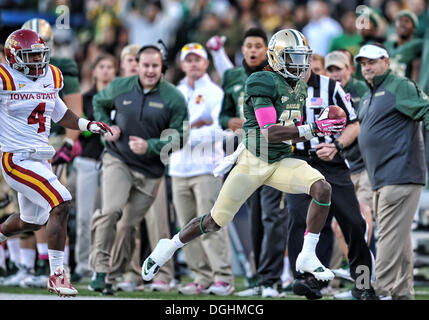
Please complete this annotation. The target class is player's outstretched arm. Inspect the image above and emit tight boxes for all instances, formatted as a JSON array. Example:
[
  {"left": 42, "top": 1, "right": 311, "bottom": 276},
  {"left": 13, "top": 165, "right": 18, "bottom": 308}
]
[{"left": 56, "top": 109, "right": 113, "bottom": 135}]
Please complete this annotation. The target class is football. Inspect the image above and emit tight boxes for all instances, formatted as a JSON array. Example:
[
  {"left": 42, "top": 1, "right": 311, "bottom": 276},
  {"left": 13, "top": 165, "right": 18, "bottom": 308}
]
[{"left": 328, "top": 105, "right": 346, "bottom": 119}]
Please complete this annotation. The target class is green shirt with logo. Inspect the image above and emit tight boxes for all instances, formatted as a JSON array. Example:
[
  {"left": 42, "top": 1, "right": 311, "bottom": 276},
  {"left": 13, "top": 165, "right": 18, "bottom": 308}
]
[
  {"left": 242, "top": 70, "right": 308, "bottom": 163},
  {"left": 219, "top": 67, "right": 248, "bottom": 129},
  {"left": 358, "top": 69, "right": 429, "bottom": 189},
  {"left": 93, "top": 75, "right": 189, "bottom": 178}
]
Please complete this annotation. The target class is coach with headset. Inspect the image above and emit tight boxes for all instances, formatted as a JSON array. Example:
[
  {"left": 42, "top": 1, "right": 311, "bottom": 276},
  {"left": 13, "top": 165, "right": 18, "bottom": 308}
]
[{"left": 88, "top": 45, "right": 189, "bottom": 293}]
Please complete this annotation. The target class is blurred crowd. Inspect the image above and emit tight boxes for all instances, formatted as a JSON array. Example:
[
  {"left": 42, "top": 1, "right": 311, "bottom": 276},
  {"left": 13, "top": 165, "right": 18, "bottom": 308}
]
[{"left": 2, "top": 0, "right": 427, "bottom": 89}]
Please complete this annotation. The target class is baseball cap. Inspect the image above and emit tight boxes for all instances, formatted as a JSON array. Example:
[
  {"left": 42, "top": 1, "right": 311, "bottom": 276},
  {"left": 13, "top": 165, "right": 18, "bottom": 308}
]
[
  {"left": 180, "top": 43, "right": 208, "bottom": 62},
  {"left": 354, "top": 44, "right": 389, "bottom": 62},
  {"left": 325, "top": 51, "right": 350, "bottom": 70}
]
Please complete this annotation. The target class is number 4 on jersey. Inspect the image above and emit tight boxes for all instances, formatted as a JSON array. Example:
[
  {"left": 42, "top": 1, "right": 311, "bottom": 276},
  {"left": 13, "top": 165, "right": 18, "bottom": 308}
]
[{"left": 27, "top": 102, "right": 46, "bottom": 133}]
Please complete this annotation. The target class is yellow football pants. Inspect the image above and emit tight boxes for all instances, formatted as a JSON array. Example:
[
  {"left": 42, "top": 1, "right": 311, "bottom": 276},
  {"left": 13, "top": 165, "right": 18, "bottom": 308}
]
[{"left": 211, "top": 149, "right": 325, "bottom": 227}]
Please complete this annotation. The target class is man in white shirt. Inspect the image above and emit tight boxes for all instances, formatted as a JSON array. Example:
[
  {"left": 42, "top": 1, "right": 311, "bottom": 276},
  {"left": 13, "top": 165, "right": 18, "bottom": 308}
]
[
  {"left": 169, "top": 43, "right": 234, "bottom": 296},
  {"left": 302, "top": 0, "right": 343, "bottom": 55}
]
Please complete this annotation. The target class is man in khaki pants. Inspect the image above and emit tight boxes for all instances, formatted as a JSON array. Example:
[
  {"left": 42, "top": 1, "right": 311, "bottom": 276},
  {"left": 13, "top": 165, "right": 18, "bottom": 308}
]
[
  {"left": 356, "top": 43, "right": 429, "bottom": 299},
  {"left": 106, "top": 44, "right": 175, "bottom": 293},
  {"left": 169, "top": 43, "right": 234, "bottom": 295},
  {"left": 88, "top": 45, "right": 188, "bottom": 293}
]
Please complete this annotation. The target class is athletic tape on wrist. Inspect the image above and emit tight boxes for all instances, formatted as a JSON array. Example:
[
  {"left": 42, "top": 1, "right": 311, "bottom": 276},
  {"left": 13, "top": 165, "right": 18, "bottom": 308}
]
[
  {"left": 298, "top": 124, "right": 315, "bottom": 140},
  {"left": 78, "top": 118, "right": 90, "bottom": 131}
]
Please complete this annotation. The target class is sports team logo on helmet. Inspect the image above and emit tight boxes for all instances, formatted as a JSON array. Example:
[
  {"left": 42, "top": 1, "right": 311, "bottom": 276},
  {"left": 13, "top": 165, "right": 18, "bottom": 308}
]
[
  {"left": 267, "top": 29, "right": 312, "bottom": 80},
  {"left": 4, "top": 29, "right": 50, "bottom": 79}
]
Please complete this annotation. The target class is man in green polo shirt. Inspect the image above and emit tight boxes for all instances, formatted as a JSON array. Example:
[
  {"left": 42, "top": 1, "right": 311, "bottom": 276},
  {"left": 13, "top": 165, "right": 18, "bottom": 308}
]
[
  {"left": 88, "top": 45, "right": 188, "bottom": 292},
  {"left": 356, "top": 43, "right": 429, "bottom": 299}
]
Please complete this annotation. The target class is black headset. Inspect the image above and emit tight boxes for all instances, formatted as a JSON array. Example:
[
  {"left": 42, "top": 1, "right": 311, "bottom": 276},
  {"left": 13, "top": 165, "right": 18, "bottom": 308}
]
[{"left": 135, "top": 40, "right": 169, "bottom": 74}]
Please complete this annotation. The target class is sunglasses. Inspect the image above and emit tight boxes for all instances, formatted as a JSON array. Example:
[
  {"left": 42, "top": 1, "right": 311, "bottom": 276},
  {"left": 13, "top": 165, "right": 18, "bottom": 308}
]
[{"left": 181, "top": 43, "right": 203, "bottom": 52}]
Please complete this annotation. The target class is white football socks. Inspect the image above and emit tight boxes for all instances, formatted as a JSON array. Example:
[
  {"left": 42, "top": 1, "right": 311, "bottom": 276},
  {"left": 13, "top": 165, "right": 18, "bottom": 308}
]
[
  {"left": 36, "top": 242, "right": 49, "bottom": 260},
  {"left": 302, "top": 232, "right": 320, "bottom": 253},
  {"left": 48, "top": 249, "right": 64, "bottom": 275},
  {"left": 281, "top": 256, "right": 293, "bottom": 283},
  {"left": 7, "top": 237, "right": 20, "bottom": 266},
  {"left": 20, "top": 248, "right": 36, "bottom": 270},
  {"left": 64, "top": 245, "right": 70, "bottom": 267}
]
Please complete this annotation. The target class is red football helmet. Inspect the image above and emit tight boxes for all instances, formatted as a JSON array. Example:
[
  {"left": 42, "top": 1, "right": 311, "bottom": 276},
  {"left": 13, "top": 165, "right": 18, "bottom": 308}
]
[{"left": 4, "top": 29, "right": 50, "bottom": 78}]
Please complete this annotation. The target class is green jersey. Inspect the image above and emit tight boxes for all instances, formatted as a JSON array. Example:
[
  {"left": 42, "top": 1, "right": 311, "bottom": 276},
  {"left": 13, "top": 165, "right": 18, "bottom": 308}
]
[
  {"left": 50, "top": 56, "right": 81, "bottom": 136},
  {"left": 342, "top": 76, "right": 369, "bottom": 174},
  {"left": 242, "top": 70, "right": 307, "bottom": 163},
  {"left": 219, "top": 67, "right": 248, "bottom": 129},
  {"left": 344, "top": 76, "right": 369, "bottom": 107},
  {"left": 329, "top": 33, "right": 363, "bottom": 57},
  {"left": 50, "top": 56, "right": 80, "bottom": 98},
  {"left": 384, "top": 39, "right": 423, "bottom": 79}
]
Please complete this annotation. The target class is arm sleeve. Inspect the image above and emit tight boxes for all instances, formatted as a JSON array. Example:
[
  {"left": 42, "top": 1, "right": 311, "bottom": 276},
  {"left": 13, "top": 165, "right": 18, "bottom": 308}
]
[
  {"left": 254, "top": 103, "right": 277, "bottom": 130},
  {"left": 92, "top": 82, "right": 116, "bottom": 125},
  {"left": 211, "top": 48, "right": 234, "bottom": 79},
  {"left": 145, "top": 92, "right": 189, "bottom": 158},
  {"left": 52, "top": 96, "right": 68, "bottom": 123},
  {"left": 395, "top": 79, "right": 429, "bottom": 129}
]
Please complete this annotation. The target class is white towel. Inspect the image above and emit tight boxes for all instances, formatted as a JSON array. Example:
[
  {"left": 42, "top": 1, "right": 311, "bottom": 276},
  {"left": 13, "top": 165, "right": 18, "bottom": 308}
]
[{"left": 213, "top": 142, "right": 246, "bottom": 177}]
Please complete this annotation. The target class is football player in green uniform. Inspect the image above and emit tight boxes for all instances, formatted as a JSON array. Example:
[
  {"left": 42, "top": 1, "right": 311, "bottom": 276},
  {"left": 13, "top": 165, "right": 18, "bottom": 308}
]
[{"left": 142, "top": 29, "right": 346, "bottom": 283}]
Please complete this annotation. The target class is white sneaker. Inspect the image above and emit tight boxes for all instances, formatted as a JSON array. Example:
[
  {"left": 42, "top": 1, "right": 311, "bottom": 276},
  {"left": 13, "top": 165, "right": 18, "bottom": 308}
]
[
  {"left": 3, "top": 266, "right": 33, "bottom": 287},
  {"left": 206, "top": 281, "right": 234, "bottom": 296},
  {"left": 169, "top": 279, "right": 180, "bottom": 290},
  {"left": 235, "top": 286, "right": 261, "bottom": 297},
  {"left": 320, "top": 285, "right": 339, "bottom": 296},
  {"left": 141, "top": 239, "right": 177, "bottom": 281},
  {"left": 334, "top": 290, "right": 352, "bottom": 299},
  {"left": 262, "top": 285, "right": 280, "bottom": 298},
  {"left": 20, "top": 275, "right": 49, "bottom": 288},
  {"left": 332, "top": 268, "right": 353, "bottom": 282},
  {"left": 296, "top": 251, "right": 335, "bottom": 281},
  {"left": 117, "top": 280, "right": 137, "bottom": 292},
  {"left": 150, "top": 280, "right": 171, "bottom": 292},
  {"left": 47, "top": 267, "right": 78, "bottom": 297},
  {"left": 178, "top": 282, "right": 207, "bottom": 295}
]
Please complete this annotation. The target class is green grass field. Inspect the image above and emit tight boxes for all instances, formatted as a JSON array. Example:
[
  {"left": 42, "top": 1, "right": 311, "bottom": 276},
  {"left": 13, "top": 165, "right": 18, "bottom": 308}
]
[{"left": 1, "top": 276, "right": 429, "bottom": 300}]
